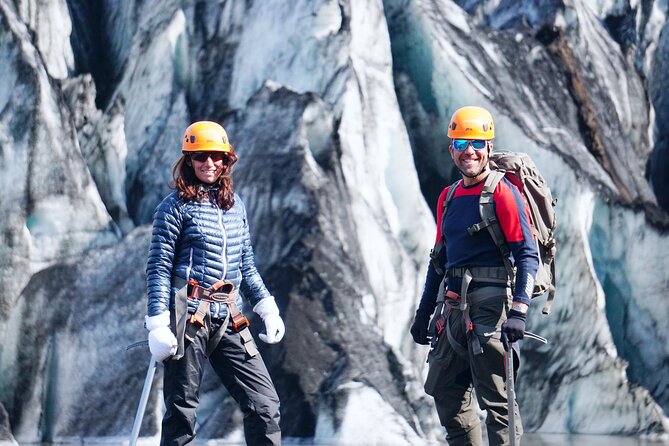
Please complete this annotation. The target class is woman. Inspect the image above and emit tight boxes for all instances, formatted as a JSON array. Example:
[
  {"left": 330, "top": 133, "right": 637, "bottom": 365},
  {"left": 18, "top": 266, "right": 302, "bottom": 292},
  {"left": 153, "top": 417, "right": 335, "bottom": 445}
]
[{"left": 145, "top": 121, "right": 283, "bottom": 446}]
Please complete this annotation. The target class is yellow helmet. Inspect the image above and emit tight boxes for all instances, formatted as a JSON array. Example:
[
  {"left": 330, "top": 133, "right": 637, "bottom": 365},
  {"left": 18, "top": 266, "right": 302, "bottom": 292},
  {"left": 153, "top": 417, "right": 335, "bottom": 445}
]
[
  {"left": 447, "top": 106, "right": 494, "bottom": 140},
  {"left": 182, "top": 121, "right": 232, "bottom": 153}
]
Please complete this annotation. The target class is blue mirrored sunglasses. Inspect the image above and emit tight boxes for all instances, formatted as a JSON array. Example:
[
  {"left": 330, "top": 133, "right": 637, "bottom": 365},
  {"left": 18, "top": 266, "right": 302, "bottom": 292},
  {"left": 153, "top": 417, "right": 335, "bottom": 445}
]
[{"left": 452, "top": 139, "right": 488, "bottom": 151}]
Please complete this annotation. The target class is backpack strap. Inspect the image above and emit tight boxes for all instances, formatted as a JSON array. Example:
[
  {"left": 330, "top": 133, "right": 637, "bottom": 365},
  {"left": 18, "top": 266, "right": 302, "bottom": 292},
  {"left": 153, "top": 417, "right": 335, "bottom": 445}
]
[
  {"left": 430, "top": 180, "right": 461, "bottom": 275},
  {"left": 542, "top": 259, "right": 556, "bottom": 315},
  {"left": 467, "top": 171, "right": 515, "bottom": 286}
]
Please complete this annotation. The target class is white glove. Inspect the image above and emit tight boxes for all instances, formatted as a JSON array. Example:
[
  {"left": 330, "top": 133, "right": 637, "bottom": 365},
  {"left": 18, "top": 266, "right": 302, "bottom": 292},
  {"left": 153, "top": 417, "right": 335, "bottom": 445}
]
[
  {"left": 253, "top": 297, "right": 285, "bottom": 344},
  {"left": 145, "top": 312, "right": 178, "bottom": 361}
]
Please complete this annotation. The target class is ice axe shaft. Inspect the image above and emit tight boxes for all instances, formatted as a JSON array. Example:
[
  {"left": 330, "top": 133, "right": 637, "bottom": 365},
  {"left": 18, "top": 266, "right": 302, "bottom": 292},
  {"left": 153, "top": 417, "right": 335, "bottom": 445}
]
[
  {"left": 505, "top": 334, "right": 517, "bottom": 446},
  {"left": 129, "top": 356, "right": 157, "bottom": 446},
  {"left": 503, "top": 330, "right": 547, "bottom": 446}
]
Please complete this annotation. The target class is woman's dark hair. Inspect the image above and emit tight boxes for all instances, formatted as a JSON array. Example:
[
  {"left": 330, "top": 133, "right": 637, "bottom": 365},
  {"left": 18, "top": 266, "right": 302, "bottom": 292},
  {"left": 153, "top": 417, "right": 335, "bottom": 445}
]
[{"left": 172, "top": 150, "right": 239, "bottom": 210}]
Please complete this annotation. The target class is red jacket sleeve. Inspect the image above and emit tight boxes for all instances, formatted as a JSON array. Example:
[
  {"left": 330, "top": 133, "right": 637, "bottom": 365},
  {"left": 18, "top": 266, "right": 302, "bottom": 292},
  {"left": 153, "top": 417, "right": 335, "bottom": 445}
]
[{"left": 435, "top": 186, "right": 450, "bottom": 243}]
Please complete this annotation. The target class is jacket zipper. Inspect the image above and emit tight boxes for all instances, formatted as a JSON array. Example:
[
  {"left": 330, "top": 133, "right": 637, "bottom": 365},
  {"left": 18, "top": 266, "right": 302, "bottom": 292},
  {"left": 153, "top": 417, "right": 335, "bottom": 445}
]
[
  {"left": 218, "top": 208, "right": 228, "bottom": 279},
  {"left": 186, "top": 247, "right": 193, "bottom": 281}
]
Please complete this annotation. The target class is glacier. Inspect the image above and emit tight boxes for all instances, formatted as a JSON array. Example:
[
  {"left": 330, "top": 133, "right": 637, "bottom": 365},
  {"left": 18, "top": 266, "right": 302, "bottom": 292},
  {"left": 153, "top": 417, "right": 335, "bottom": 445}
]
[{"left": 0, "top": 0, "right": 668, "bottom": 444}]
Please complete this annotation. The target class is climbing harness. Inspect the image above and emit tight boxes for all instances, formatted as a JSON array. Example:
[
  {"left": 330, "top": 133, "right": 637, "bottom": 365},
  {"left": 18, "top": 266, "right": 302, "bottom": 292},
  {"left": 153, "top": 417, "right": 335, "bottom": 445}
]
[
  {"left": 430, "top": 283, "right": 547, "bottom": 358},
  {"left": 172, "top": 277, "right": 258, "bottom": 358}
]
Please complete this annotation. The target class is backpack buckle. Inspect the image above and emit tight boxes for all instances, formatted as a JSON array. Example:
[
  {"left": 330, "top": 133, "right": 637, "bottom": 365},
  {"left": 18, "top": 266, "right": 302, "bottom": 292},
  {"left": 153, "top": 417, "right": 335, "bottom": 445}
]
[{"left": 435, "top": 314, "right": 445, "bottom": 336}]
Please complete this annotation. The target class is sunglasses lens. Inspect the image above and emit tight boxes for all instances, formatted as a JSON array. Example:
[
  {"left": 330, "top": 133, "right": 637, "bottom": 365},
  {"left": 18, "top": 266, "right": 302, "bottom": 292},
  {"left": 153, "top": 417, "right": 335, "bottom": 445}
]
[
  {"left": 452, "top": 140, "right": 487, "bottom": 151},
  {"left": 471, "top": 140, "right": 486, "bottom": 150},
  {"left": 453, "top": 140, "right": 469, "bottom": 151},
  {"left": 191, "top": 152, "right": 226, "bottom": 162}
]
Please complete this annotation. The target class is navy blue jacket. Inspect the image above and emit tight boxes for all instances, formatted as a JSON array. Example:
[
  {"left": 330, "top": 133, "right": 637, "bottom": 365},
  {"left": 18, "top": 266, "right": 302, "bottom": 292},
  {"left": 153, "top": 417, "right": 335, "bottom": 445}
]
[
  {"left": 418, "top": 175, "right": 539, "bottom": 314},
  {"left": 146, "top": 191, "right": 271, "bottom": 318}
]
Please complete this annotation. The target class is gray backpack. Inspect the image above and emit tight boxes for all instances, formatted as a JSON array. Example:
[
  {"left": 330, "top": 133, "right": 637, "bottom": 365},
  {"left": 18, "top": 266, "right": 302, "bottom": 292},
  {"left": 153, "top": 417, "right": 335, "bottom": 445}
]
[{"left": 432, "top": 151, "right": 557, "bottom": 314}]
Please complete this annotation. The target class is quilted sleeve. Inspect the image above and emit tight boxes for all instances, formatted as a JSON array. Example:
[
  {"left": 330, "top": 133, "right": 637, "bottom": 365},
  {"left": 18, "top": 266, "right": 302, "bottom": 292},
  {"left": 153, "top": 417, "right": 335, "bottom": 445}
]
[
  {"left": 237, "top": 199, "right": 272, "bottom": 307},
  {"left": 146, "top": 193, "right": 183, "bottom": 316}
]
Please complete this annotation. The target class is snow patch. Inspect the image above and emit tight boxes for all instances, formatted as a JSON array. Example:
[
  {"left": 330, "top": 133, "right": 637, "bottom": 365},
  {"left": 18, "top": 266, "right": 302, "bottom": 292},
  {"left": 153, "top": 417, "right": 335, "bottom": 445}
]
[
  {"left": 314, "top": 382, "right": 427, "bottom": 445},
  {"left": 16, "top": 0, "right": 74, "bottom": 79}
]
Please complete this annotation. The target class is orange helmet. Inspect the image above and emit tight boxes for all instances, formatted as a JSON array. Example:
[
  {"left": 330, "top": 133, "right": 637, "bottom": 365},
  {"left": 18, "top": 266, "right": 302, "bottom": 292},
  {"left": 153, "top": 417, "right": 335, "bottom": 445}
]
[
  {"left": 447, "top": 106, "right": 494, "bottom": 140},
  {"left": 182, "top": 121, "right": 232, "bottom": 153}
]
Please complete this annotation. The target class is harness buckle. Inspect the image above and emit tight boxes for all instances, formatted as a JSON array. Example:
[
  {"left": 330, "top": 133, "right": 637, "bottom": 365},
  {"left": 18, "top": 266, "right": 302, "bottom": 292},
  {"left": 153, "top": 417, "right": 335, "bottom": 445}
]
[
  {"left": 190, "top": 300, "right": 208, "bottom": 327},
  {"left": 444, "top": 290, "right": 460, "bottom": 300},
  {"left": 231, "top": 313, "right": 250, "bottom": 332},
  {"left": 187, "top": 279, "right": 202, "bottom": 300},
  {"left": 189, "top": 313, "right": 204, "bottom": 327}
]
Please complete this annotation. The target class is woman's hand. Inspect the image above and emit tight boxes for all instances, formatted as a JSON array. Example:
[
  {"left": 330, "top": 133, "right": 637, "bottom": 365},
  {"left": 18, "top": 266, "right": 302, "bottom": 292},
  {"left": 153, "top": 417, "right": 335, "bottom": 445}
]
[
  {"left": 145, "top": 312, "right": 178, "bottom": 361},
  {"left": 253, "top": 297, "right": 285, "bottom": 344}
]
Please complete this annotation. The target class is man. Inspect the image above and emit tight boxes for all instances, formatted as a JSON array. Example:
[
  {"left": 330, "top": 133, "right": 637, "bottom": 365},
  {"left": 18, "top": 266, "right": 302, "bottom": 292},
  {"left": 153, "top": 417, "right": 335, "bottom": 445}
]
[{"left": 410, "top": 106, "right": 539, "bottom": 445}]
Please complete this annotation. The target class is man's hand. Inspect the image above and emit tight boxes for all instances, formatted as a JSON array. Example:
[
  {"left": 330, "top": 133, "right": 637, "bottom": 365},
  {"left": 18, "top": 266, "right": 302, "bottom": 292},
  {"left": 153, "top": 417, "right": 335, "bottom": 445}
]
[
  {"left": 410, "top": 309, "right": 432, "bottom": 345},
  {"left": 502, "top": 310, "right": 526, "bottom": 345}
]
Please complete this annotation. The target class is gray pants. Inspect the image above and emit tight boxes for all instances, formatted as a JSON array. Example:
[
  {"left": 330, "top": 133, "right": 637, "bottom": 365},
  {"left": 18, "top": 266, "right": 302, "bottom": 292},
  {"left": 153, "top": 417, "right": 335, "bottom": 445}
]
[
  {"left": 161, "top": 319, "right": 281, "bottom": 446},
  {"left": 424, "top": 287, "right": 522, "bottom": 446}
]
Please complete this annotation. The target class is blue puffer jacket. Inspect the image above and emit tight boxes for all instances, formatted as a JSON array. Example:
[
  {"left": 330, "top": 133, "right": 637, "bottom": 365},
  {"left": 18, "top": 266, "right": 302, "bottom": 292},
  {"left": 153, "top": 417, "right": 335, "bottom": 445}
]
[{"left": 146, "top": 191, "right": 271, "bottom": 319}]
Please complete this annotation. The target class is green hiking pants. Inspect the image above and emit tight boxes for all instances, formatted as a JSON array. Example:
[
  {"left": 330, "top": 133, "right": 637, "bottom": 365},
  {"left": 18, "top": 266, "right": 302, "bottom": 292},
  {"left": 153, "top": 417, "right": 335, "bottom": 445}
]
[{"left": 424, "top": 286, "right": 522, "bottom": 446}]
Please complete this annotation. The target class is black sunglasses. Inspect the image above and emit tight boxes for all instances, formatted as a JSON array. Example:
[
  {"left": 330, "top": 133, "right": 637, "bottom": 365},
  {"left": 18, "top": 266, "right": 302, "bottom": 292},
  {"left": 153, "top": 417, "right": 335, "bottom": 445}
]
[{"left": 190, "top": 152, "right": 227, "bottom": 163}]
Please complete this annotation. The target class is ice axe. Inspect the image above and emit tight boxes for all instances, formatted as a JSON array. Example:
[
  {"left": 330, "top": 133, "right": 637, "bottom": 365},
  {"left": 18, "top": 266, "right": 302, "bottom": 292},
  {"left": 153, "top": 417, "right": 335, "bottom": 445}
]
[
  {"left": 503, "top": 330, "right": 548, "bottom": 446},
  {"left": 128, "top": 355, "right": 157, "bottom": 446},
  {"left": 126, "top": 340, "right": 157, "bottom": 446}
]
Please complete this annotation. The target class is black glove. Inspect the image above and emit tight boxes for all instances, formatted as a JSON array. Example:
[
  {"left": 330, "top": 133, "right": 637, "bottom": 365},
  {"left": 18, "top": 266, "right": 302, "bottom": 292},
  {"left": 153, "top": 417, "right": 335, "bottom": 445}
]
[
  {"left": 410, "top": 309, "right": 432, "bottom": 345},
  {"left": 502, "top": 310, "right": 526, "bottom": 346}
]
